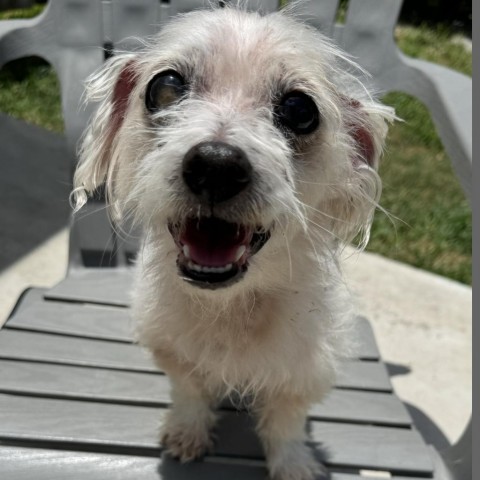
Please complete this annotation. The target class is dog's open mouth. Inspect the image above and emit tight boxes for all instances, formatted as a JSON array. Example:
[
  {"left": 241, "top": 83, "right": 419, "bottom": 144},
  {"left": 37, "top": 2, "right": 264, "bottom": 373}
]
[{"left": 169, "top": 217, "right": 270, "bottom": 288}]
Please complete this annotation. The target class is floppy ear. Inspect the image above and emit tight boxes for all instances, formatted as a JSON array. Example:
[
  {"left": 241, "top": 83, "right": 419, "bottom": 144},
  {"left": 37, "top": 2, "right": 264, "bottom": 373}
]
[
  {"left": 326, "top": 97, "right": 394, "bottom": 247},
  {"left": 72, "top": 54, "right": 139, "bottom": 210},
  {"left": 345, "top": 98, "right": 394, "bottom": 170}
]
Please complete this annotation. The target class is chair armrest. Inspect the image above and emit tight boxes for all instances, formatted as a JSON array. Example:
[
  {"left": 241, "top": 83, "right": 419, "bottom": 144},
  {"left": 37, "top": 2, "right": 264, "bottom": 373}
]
[
  {"left": 377, "top": 54, "right": 472, "bottom": 203},
  {"left": 0, "top": 14, "right": 49, "bottom": 69},
  {"left": 0, "top": 18, "right": 31, "bottom": 39},
  {"left": 336, "top": 0, "right": 471, "bottom": 202},
  {"left": 1, "top": 1, "right": 106, "bottom": 163},
  {"left": 403, "top": 57, "right": 471, "bottom": 194}
]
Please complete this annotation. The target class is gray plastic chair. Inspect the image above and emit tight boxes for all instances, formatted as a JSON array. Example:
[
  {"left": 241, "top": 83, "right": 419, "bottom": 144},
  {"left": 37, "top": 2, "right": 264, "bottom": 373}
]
[{"left": 0, "top": 1, "right": 472, "bottom": 479}]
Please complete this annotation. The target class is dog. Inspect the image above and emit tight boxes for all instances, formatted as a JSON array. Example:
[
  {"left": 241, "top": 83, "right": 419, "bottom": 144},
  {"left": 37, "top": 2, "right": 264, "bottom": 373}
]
[{"left": 72, "top": 4, "right": 394, "bottom": 479}]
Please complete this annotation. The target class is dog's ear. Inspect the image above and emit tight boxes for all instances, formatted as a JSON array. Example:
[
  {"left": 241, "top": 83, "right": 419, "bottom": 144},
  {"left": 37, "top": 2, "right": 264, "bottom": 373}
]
[
  {"left": 72, "top": 54, "right": 139, "bottom": 209},
  {"left": 345, "top": 98, "right": 393, "bottom": 170},
  {"left": 325, "top": 97, "right": 394, "bottom": 247}
]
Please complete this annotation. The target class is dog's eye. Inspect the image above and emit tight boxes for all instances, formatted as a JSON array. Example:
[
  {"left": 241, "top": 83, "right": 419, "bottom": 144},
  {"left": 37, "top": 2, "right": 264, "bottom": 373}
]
[
  {"left": 145, "top": 70, "right": 186, "bottom": 112},
  {"left": 275, "top": 91, "right": 320, "bottom": 135}
]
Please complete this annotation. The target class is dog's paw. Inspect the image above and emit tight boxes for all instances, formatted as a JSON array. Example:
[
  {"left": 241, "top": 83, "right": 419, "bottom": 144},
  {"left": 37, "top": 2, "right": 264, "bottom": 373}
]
[
  {"left": 161, "top": 427, "right": 214, "bottom": 462},
  {"left": 268, "top": 441, "right": 326, "bottom": 480},
  {"left": 160, "top": 411, "right": 216, "bottom": 463}
]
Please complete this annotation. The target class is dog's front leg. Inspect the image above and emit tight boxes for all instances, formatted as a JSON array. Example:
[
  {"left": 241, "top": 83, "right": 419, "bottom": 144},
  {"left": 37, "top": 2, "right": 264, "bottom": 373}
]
[
  {"left": 154, "top": 350, "right": 218, "bottom": 462},
  {"left": 255, "top": 392, "right": 324, "bottom": 480}
]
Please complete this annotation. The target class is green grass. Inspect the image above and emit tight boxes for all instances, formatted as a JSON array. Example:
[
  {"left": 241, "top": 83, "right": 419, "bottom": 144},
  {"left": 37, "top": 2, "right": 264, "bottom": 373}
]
[
  {"left": 0, "top": 58, "right": 62, "bottom": 132},
  {"left": 369, "top": 92, "right": 471, "bottom": 284},
  {"left": 0, "top": 8, "right": 472, "bottom": 284},
  {"left": 0, "top": 4, "right": 44, "bottom": 19},
  {"left": 0, "top": 5, "right": 63, "bottom": 132},
  {"left": 395, "top": 24, "right": 472, "bottom": 76}
]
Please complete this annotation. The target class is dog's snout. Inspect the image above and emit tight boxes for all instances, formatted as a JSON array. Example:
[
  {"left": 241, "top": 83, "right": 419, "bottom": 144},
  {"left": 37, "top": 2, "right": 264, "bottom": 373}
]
[{"left": 182, "top": 141, "right": 252, "bottom": 203}]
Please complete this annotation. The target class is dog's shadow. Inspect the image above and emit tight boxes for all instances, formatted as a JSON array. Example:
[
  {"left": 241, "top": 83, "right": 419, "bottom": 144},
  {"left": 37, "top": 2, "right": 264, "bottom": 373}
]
[{"left": 157, "top": 409, "right": 331, "bottom": 480}]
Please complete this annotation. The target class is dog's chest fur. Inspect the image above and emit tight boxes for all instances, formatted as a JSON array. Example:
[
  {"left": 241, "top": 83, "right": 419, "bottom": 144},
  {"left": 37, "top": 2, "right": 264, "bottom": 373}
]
[{"left": 134, "top": 244, "right": 345, "bottom": 398}]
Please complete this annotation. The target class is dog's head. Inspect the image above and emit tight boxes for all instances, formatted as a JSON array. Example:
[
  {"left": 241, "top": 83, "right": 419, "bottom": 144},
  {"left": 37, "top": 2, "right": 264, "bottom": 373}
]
[{"left": 73, "top": 6, "right": 394, "bottom": 291}]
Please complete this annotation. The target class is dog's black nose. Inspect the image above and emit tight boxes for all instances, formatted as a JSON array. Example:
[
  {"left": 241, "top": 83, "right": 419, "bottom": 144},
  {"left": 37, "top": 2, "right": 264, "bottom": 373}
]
[{"left": 182, "top": 141, "right": 252, "bottom": 204}]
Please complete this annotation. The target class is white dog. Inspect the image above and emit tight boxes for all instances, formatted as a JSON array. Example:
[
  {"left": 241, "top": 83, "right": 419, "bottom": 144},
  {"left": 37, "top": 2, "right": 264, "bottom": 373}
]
[{"left": 73, "top": 4, "right": 393, "bottom": 479}]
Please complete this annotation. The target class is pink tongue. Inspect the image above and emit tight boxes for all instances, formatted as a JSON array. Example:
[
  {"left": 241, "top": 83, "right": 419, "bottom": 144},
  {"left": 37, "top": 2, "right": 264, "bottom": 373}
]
[{"left": 181, "top": 218, "right": 250, "bottom": 267}]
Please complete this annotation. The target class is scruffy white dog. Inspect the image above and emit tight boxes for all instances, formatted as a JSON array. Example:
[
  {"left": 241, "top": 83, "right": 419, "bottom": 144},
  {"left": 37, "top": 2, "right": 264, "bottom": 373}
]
[{"left": 73, "top": 4, "right": 393, "bottom": 479}]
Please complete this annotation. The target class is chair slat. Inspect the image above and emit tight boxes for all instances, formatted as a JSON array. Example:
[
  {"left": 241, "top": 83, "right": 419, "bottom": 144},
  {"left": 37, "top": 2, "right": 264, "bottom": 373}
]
[
  {"left": 0, "top": 360, "right": 172, "bottom": 406},
  {"left": 8, "top": 299, "right": 133, "bottom": 342},
  {"left": 0, "top": 360, "right": 409, "bottom": 426},
  {"left": 3, "top": 446, "right": 429, "bottom": 480},
  {"left": 0, "top": 330, "right": 391, "bottom": 390},
  {"left": 312, "top": 389, "right": 410, "bottom": 426},
  {"left": 0, "top": 330, "right": 154, "bottom": 371},
  {"left": 338, "top": 360, "right": 392, "bottom": 392},
  {"left": 45, "top": 269, "right": 133, "bottom": 307},
  {"left": 241, "top": 0, "right": 280, "bottom": 13},
  {"left": 294, "top": 0, "right": 340, "bottom": 36},
  {"left": 7, "top": 297, "right": 379, "bottom": 359},
  {"left": 340, "top": 0, "right": 403, "bottom": 77},
  {"left": 0, "top": 394, "right": 433, "bottom": 474}
]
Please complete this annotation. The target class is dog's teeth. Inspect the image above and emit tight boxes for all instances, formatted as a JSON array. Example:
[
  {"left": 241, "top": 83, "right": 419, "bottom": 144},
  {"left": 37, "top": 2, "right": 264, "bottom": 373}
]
[
  {"left": 183, "top": 245, "right": 191, "bottom": 259},
  {"left": 234, "top": 245, "right": 246, "bottom": 262},
  {"left": 186, "top": 261, "right": 234, "bottom": 274},
  {"left": 188, "top": 261, "right": 201, "bottom": 272},
  {"left": 210, "top": 264, "right": 233, "bottom": 273}
]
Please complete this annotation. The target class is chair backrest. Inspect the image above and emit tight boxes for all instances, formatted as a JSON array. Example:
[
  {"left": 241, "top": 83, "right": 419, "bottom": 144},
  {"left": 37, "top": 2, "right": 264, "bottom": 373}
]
[{"left": 0, "top": 0, "right": 471, "bottom": 266}]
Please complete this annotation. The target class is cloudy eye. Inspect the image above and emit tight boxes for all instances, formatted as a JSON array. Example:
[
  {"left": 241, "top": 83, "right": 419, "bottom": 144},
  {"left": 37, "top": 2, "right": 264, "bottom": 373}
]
[
  {"left": 275, "top": 91, "right": 320, "bottom": 135},
  {"left": 145, "top": 70, "right": 187, "bottom": 112}
]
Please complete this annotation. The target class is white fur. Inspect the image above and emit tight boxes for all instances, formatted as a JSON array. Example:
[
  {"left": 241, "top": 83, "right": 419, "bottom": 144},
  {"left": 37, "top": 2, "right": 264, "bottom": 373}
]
[{"left": 73, "top": 5, "right": 394, "bottom": 480}]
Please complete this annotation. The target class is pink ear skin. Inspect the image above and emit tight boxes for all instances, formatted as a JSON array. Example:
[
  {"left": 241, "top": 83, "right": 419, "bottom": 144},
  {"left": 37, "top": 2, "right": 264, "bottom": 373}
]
[
  {"left": 351, "top": 123, "right": 375, "bottom": 167},
  {"left": 345, "top": 99, "right": 376, "bottom": 168},
  {"left": 110, "top": 60, "right": 139, "bottom": 138}
]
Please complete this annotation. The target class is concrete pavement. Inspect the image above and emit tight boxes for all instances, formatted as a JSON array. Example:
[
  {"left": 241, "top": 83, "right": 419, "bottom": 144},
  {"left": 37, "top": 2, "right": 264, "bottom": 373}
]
[{"left": 343, "top": 248, "right": 471, "bottom": 446}]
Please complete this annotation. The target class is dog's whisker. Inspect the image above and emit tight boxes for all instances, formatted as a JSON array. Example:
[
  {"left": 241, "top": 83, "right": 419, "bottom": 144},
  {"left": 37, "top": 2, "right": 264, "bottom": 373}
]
[
  {"left": 304, "top": 228, "right": 333, "bottom": 272},
  {"left": 295, "top": 199, "right": 354, "bottom": 225},
  {"left": 295, "top": 179, "right": 359, "bottom": 187},
  {"left": 305, "top": 217, "right": 346, "bottom": 243}
]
